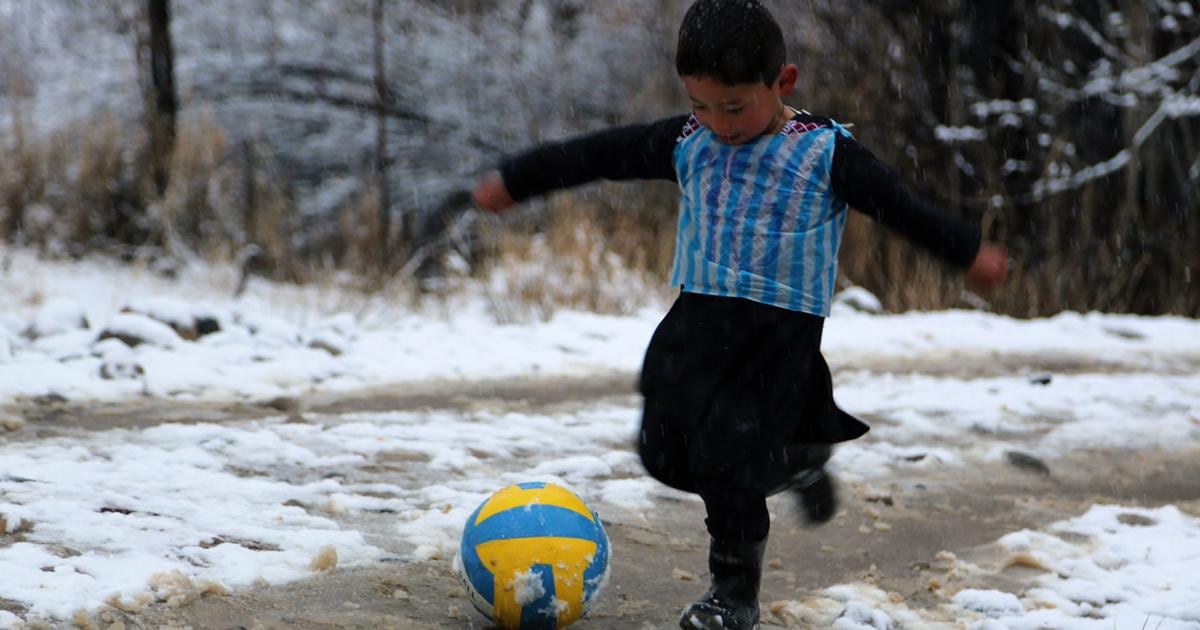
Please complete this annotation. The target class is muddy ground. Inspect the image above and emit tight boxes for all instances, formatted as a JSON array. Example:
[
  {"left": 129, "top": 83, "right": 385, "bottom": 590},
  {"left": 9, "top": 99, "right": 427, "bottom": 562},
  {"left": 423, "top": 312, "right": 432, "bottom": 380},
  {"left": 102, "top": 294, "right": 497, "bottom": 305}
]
[
  {"left": 5, "top": 357, "right": 1200, "bottom": 629},
  {"left": 68, "top": 445, "right": 1193, "bottom": 630}
]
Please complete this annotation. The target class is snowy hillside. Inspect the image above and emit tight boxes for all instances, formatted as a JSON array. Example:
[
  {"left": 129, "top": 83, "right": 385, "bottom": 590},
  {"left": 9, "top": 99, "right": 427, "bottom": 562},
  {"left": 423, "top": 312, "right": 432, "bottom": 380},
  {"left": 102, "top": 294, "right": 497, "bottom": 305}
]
[{"left": 0, "top": 0, "right": 665, "bottom": 221}]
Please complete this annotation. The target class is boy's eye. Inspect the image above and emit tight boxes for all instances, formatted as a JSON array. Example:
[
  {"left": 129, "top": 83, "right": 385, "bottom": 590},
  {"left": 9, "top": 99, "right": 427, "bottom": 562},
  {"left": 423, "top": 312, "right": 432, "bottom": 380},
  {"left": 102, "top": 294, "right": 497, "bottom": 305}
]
[{"left": 725, "top": 106, "right": 745, "bottom": 114}]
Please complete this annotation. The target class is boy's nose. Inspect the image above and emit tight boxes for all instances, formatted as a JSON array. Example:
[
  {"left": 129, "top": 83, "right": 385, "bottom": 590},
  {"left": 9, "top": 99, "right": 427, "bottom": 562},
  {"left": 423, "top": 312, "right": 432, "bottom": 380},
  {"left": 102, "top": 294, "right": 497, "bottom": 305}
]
[{"left": 711, "top": 122, "right": 736, "bottom": 136}]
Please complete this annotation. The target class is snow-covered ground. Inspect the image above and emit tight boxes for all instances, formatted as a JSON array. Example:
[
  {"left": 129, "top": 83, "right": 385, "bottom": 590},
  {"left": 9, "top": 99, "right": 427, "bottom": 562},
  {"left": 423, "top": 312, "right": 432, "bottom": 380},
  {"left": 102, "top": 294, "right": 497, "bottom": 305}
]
[
  {"left": 2, "top": 250, "right": 1195, "bottom": 405},
  {"left": 1, "top": 249, "right": 1199, "bottom": 628}
]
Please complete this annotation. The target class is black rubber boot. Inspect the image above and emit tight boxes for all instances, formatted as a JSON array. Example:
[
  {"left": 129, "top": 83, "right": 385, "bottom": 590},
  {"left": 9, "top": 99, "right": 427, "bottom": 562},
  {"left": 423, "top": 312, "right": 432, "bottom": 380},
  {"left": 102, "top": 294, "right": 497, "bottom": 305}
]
[{"left": 678, "top": 538, "right": 766, "bottom": 630}]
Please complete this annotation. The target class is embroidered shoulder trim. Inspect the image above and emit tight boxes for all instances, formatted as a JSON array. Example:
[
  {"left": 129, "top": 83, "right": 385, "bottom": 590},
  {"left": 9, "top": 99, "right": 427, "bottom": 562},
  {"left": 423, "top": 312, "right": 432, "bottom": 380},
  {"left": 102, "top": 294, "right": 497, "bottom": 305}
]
[
  {"left": 677, "top": 115, "right": 704, "bottom": 142},
  {"left": 781, "top": 119, "right": 826, "bottom": 136},
  {"left": 676, "top": 114, "right": 832, "bottom": 141}
]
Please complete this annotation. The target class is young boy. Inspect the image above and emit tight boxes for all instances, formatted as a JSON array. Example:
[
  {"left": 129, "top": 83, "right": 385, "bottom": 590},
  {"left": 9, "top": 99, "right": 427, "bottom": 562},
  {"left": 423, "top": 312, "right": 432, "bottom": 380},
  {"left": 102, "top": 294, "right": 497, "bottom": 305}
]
[{"left": 473, "top": 1, "right": 1007, "bottom": 627}]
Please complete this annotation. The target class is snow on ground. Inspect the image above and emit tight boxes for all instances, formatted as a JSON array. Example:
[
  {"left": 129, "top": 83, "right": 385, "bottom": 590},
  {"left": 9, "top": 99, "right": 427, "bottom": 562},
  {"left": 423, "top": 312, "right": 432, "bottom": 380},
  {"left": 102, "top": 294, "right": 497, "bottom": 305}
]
[
  {"left": 1, "top": 249, "right": 1196, "bottom": 405},
  {"left": 788, "top": 505, "right": 1200, "bottom": 630},
  {"left": 1, "top": 250, "right": 1199, "bottom": 627}
]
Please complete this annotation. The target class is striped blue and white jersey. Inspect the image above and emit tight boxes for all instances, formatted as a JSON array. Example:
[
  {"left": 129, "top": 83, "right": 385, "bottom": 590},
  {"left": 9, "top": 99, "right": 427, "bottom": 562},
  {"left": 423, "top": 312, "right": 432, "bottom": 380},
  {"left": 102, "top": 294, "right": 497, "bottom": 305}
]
[
  {"left": 499, "top": 112, "right": 981, "bottom": 317},
  {"left": 670, "top": 115, "right": 852, "bottom": 316}
]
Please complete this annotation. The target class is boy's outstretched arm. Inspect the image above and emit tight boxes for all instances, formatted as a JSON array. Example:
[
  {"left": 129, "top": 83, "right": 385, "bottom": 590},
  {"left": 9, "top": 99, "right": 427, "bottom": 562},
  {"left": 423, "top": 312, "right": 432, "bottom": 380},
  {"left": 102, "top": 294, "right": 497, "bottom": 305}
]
[
  {"left": 831, "top": 135, "right": 1008, "bottom": 291},
  {"left": 472, "top": 115, "right": 689, "bottom": 214}
]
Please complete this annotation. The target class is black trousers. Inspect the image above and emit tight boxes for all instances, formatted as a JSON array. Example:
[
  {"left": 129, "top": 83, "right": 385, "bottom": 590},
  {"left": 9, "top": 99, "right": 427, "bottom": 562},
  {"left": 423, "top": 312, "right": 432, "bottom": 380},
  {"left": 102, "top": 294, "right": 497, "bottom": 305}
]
[
  {"left": 637, "top": 293, "right": 866, "bottom": 541},
  {"left": 696, "top": 443, "right": 832, "bottom": 542}
]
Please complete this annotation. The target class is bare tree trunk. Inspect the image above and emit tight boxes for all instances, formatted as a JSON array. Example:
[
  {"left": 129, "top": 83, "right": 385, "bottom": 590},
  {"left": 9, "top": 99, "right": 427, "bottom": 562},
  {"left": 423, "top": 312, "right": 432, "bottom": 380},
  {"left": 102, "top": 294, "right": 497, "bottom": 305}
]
[
  {"left": 146, "top": 0, "right": 177, "bottom": 197},
  {"left": 372, "top": 0, "right": 392, "bottom": 271}
]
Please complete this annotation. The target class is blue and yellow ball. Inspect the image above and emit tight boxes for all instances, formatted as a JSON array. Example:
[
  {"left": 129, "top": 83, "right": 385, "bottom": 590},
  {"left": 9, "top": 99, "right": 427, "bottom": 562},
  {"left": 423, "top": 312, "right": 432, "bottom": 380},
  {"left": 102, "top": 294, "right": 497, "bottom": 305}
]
[{"left": 455, "top": 482, "right": 610, "bottom": 629}]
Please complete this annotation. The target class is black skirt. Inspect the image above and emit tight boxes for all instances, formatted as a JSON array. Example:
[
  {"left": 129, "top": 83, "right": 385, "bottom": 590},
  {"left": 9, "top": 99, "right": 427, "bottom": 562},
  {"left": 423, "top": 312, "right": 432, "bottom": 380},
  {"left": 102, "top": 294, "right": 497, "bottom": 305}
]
[{"left": 637, "top": 292, "right": 869, "bottom": 493}]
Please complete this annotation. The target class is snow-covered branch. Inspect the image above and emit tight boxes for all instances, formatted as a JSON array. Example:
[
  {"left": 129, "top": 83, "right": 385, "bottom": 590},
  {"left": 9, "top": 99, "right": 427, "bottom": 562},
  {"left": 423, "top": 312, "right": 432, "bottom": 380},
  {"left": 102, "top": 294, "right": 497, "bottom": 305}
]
[
  {"left": 1038, "top": 6, "right": 1136, "bottom": 67},
  {"left": 1024, "top": 91, "right": 1200, "bottom": 202}
]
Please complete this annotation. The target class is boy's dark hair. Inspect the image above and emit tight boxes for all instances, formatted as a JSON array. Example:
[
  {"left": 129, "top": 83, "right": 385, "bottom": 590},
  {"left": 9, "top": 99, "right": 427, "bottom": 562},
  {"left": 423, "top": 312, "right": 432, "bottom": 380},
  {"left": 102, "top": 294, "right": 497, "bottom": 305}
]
[{"left": 675, "top": 0, "right": 786, "bottom": 86}]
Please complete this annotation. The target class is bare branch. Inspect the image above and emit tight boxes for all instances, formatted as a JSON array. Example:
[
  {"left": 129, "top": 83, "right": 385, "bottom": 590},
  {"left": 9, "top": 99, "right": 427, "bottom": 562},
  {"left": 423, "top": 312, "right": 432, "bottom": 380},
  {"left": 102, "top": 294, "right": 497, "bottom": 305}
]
[
  {"left": 1038, "top": 6, "right": 1136, "bottom": 67},
  {"left": 1022, "top": 92, "right": 1200, "bottom": 203}
]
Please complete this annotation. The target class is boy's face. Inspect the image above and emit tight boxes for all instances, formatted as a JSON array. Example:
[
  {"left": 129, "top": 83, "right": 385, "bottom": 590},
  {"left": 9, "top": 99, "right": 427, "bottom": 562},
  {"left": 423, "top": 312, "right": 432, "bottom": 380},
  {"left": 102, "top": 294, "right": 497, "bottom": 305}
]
[{"left": 682, "top": 65, "right": 799, "bottom": 145}]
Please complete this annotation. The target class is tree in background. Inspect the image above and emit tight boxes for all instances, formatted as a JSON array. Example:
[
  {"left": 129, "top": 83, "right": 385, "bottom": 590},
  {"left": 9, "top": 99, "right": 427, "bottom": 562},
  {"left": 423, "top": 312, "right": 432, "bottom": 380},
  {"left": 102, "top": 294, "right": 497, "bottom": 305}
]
[
  {"left": 1, "top": 0, "right": 1196, "bottom": 315},
  {"left": 372, "top": 0, "right": 393, "bottom": 272},
  {"left": 145, "top": 0, "right": 178, "bottom": 197},
  {"left": 806, "top": 0, "right": 1199, "bottom": 316}
]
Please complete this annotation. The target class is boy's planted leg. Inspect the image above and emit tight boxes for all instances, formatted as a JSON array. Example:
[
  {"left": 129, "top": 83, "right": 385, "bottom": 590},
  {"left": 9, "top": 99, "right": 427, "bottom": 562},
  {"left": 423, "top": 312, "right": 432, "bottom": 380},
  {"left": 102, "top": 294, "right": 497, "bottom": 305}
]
[
  {"left": 679, "top": 537, "right": 766, "bottom": 630},
  {"left": 679, "top": 488, "right": 768, "bottom": 630}
]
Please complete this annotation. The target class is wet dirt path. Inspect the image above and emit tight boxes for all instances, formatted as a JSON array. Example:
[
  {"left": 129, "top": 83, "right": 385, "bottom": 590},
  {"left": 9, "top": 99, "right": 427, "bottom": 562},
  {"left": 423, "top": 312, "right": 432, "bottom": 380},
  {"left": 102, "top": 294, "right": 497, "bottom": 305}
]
[
  {"left": 93, "top": 445, "right": 1200, "bottom": 629},
  {"left": 3, "top": 354, "right": 1198, "bottom": 629}
]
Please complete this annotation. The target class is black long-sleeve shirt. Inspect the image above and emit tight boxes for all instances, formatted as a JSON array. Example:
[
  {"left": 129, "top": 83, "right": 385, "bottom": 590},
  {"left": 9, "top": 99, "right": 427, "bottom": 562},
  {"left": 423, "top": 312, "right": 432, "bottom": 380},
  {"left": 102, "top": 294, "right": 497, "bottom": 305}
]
[{"left": 500, "top": 112, "right": 981, "bottom": 268}]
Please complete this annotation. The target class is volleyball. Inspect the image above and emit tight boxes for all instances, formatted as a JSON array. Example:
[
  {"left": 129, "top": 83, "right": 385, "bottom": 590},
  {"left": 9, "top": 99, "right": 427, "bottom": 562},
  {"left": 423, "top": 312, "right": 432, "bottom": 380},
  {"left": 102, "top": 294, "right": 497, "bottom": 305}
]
[{"left": 455, "top": 482, "right": 611, "bottom": 629}]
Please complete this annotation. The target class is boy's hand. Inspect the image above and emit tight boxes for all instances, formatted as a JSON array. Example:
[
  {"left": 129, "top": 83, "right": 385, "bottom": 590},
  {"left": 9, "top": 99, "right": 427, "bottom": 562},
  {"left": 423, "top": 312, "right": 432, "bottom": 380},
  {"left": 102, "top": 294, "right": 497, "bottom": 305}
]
[
  {"left": 472, "top": 171, "right": 516, "bottom": 214},
  {"left": 966, "top": 243, "right": 1008, "bottom": 291}
]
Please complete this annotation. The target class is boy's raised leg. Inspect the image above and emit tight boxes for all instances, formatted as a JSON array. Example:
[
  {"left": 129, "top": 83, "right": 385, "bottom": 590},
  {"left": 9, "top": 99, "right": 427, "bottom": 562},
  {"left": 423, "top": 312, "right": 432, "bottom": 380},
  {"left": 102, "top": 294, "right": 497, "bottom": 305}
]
[
  {"left": 775, "top": 444, "right": 838, "bottom": 525},
  {"left": 792, "top": 466, "right": 837, "bottom": 524}
]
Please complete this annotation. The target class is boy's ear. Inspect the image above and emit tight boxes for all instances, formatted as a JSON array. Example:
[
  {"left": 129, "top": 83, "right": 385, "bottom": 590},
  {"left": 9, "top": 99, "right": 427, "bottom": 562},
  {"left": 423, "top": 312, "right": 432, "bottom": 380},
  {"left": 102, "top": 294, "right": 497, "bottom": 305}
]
[{"left": 776, "top": 64, "right": 799, "bottom": 96}]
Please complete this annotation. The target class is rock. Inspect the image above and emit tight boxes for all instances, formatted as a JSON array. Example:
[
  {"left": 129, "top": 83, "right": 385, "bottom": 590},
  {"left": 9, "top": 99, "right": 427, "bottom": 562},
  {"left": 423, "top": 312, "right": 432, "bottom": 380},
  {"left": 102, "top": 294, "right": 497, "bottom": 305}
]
[
  {"left": 72, "top": 610, "right": 96, "bottom": 630},
  {"left": 148, "top": 570, "right": 227, "bottom": 608},
  {"left": 672, "top": 568, "right": 698, "bottom": 582},
  {"left": 99, "top": 360, "right": 145, "bottom": 381},
  {"left": 310, "top": 545, "right": 338, "bottom": 572},
  {"left": 318, "top": 312, "right": 358, "bottom": 337},
  {"left": 1005, "top": 451, "right": 1051, "bottom": 477},
  {"left": 238, "top": 312, "right": 301, "bottom": 346},
  {"left": 0, "top": 412, "right": 25, "bottom": 432},
  {"left": 307, "top": 332, "right": 348, "bottom": 356},
  {"left": 123, "top": 297, "right": 222, "bottom": 341},
  {"left": 305, "top": 314, "right": 358, "bottom": 356},
  {"left": 1103, "top": 326, "right": 1145, "bottom": 341},
  {"left": 1116, "top": 513, "right": 1156, "bottom": 527},
  {"left": 837, "top": 601, "right": 894, "bottom": 629},
  {"left": 833, "top": 287, "right": 884, "bottom": 314},
  {"left": 25, "top": 298, "right": 89, "bottom": 340},
  {"left": 31, "top": 392, "right": 68, "bottom": 406},
  {"left": 97, "top": 313, "right": 182, "bottom": 349},
  {"left": 1002, "top": 552, "right": 1049, "bottom": 571},
  {"left": 263, "top": 396, "right": 301, "bottom": 413},
  {"left": 196, "top": 315, "right": 221, "bottom": 337},
  {"left": 91, "top": 337, "right": 135, "bottom": 360},
  {"left": 1028, "top": 372, "right": 1053, "bottom": 385},
  {"left": 104, "top": 591, "right": 155, "bottom": 614},
  {"left": 951, "top": 588, "right": 1024, "bottom": 618},
  {"left": 30, "top": 330, "right": 94, "bottom": 361},
  {"left": 263, "top": 396, "right": 305, "bottom": 423}
]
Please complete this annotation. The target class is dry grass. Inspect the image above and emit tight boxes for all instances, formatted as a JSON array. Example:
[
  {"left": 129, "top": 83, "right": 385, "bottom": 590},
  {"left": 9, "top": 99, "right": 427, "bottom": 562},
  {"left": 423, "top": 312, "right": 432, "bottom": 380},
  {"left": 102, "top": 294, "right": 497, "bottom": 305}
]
[
  {"left": 3, "top": 108, "right": 1196, "bottom": 318},
  {"left": 479, "top": 192, "right": 675, "bottom": 322},
  {"left": 1, "top": 110, "right": 305, "bottom": 275}
]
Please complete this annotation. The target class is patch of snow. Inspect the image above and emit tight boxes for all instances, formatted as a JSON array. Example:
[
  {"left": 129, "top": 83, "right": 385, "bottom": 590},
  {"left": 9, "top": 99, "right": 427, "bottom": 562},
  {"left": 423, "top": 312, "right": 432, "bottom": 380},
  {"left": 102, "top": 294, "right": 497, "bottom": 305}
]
[
  {"left": 935, "top": 125, "right": 986, "bottom": 143},
  {"left": 952, "top": 589, "right": 1024, "bottom": 617},
  {"left": 972, "top": 505, "right": 1200, "bottom": 629},
  {"left": 511, "top": 569, "right": 547, "bottom": 606},
  {"left": 27, "top": 298, "right": 89, "bottom": 339},
  {"left": 835, "top": 600, "right": 895, "bottom": 629},
  {"left": 832, "top": 287, "right": 884, "bottom": 314}
]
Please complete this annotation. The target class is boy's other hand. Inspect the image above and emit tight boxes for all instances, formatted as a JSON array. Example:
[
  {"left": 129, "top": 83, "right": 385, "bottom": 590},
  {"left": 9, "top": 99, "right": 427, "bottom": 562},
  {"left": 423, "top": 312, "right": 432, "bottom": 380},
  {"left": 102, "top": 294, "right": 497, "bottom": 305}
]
[
  {"left": 472, "top": 172, "right": 516, "bottom": 214},
  {"left": 966, "top": 243, "right": 1008, "bottom": 291}
]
